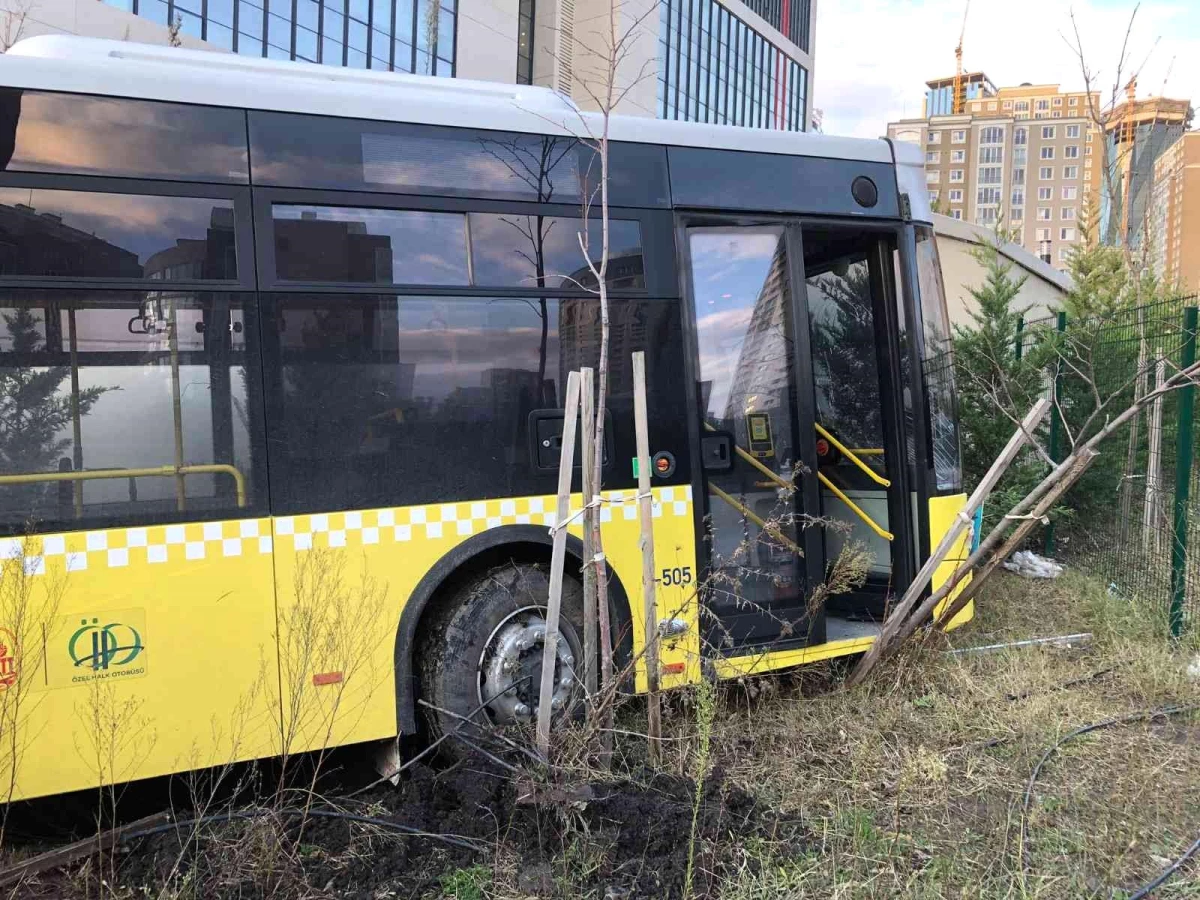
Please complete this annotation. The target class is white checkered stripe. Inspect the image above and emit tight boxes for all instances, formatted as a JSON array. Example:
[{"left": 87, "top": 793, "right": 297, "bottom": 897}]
[
  {"left": 275, "top": 486, "right": 694, "bottom": 552},
  {"left": 3, "top": 518, "right": 273, "bottom": 575},
  {"left": 4, "top": 487, "right": 694, "bottom": 570}
]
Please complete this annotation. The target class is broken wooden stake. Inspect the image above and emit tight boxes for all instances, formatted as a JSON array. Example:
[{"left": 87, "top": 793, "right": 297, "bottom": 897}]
[
  {"left": 846, "top": 397, "right": 1052, "bottom": 688},
  {"left": 931, "top": 449, "right": 1097, "bottom": 632},
  {"left": 537, "top": 370, "right": 581, "bottom": 758},
  {"left": 632, "top": 351, "right": 661, "bottom": 764},
  {"left": 580, "top": 366, "right": 599, "bottom": 699},
  {"left": 0, "top": 812, "right": 170, "bottom": 888}
]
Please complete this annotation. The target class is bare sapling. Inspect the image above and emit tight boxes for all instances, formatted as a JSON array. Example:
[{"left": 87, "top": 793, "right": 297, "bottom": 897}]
[
  {"left": 846, "top": 398, "right": 1052, "bottom": 687},
  {"left": 0, "top": 534, "right": 66, "bottom": 841},
  {"left": 274, "top": 547, "right": 388, "bottom": 806},
  {"left": 580, "top": 367, "right": 599, "bottom": 698},
  {"left": 559, "top": 0, "right": 658, "bottom": 764},
  {"left": 536, "top": 369, "right": 581, "bottom": 758},
  {"left": 631, "top": 350, "right": 661, "bottom": 762},
  {"left": 0, "top": 0, "right": 34, "bottom": 52},
  {"left": 855, "top": 349, "right": 1200, "bottom": 684}
]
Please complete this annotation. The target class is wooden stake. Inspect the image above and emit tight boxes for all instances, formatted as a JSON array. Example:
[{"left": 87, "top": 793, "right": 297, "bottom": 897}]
[
  {"left": 632, "top": 351, "right": 661, "bottom": 763},
  {"left": 897, "top": 357, "right": 1200, "bottom": 656},
  {"left": 933, "top": 450, "right": 1097, "bottom": 631},
  {"left": 1144, "top": 357, "right": 1166, "bottom": 553},
  {"left": 579, "top": 367, "right": 598, "bottom": 699},
  {"left": 536, "top": 370, "right": 581, "bottom": 759},
  {"left": 845, "top": 397, "right": 1051, "bottom": 688}
]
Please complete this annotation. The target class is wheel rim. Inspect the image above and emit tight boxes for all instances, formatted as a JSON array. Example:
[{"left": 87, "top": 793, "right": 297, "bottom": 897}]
[{"left": 477, "top": 605, "right": 580, "bottom": 725}]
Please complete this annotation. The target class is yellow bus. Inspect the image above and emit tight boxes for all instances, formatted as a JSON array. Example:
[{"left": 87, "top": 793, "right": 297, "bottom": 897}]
[{"left": 0, "top": 36, "right": 970, "bottom": 803}]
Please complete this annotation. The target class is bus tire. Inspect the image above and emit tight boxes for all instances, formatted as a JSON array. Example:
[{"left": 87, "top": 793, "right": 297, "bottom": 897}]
[{"left": 417, "top": 562, "right": 586, "bottom": 745}]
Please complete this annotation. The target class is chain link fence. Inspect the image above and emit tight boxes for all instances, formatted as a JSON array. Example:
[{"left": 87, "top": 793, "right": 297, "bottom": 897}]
[{"left": 1011, "top": 296, "right": 1199, "bottom": 635}]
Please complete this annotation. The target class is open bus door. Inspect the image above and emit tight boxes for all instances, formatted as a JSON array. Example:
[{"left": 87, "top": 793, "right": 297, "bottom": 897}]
[{"left": 684, "top": 220, "right": 916, "bottom": 655}]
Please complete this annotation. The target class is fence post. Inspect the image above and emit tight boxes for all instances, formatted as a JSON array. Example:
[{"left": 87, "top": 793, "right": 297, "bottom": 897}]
[
  {"left": 1044, "top": 311, "right": 1067, "bottom": 556},
  {"left": 1169, "top": 306, "right": 1198, "bottom": 639},
  {"left": 1015, "top": 314, "right": 1025, "bottom": 361}
]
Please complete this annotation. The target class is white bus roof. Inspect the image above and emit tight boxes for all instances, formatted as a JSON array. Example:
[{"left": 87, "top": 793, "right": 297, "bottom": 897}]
[{"left": 1, "top": 35, "right": 899, "bottom": 167}]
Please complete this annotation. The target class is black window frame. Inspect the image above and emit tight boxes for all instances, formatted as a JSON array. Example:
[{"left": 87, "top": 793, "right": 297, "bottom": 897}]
[
  {"left": 247, "top": 110, "right": 672, "bottom": 208},
  {"left": 251, "top": 186, "right": 678, "bottom": 297},
  {"left": 0, "top": 172, "right": 256, "bottom": 293},
  {"left": 0, "top": 286, "right": 271, "bottom": 537},
  {"left": 0, "top": 88, "right": 252, "bottom": 185},
  {"left": 256, "top": 289, "right": 692, "bottom": 516}
]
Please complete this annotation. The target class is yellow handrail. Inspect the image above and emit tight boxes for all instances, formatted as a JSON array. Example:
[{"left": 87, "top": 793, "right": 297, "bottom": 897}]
[
  {"left": 815, "top": 423, "right": 891, "bottom": 488},
  {"left": 707, "top": 482, "right": 804, "bottom": 557},
  {"left": 0, "top": 465, "right": 247, "bottom": 510},
  {"left": 817, "top": 471, "right": 894, "bottom": 541},
  {"left": 703, "top": 421, "right": 893, "bottom": 542}
]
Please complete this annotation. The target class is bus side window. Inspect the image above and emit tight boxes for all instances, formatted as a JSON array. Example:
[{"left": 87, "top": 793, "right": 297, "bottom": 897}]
[
  {"left": 0, "top": 291, "right": 266, "bottom": 536},
  {"left": 259, "top": 294, "right": 690, "bottom": 515}
]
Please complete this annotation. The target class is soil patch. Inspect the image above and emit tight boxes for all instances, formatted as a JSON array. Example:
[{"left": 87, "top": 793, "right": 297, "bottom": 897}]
[{"left": 10, "top": 756, "right": 804, "bottom": 899}]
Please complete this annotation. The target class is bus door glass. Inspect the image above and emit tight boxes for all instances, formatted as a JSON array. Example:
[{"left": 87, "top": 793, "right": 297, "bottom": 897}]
[
  {"left": 803, "top": 225, "right": 913, "bottom": 620},
  {"left": 688, "top": 225, "right": 822, "bottom": 651}
]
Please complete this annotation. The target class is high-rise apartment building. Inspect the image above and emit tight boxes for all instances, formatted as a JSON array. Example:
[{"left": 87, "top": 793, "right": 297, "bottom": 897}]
[
  {"left": 1102, "top": 84, "right": 1193, "bottom": 250},
  {"left": 923, "top": 71, "right": 994, "bottom": 117},
  {"left": 1149, "top": 131, "right": 1200, "bottom": 294},
  {"left": 889, "top": 77, "right": 1103, "bottom": 270},
  {"left": 12, "top": 0, "right": 814, "bottom": 130}
]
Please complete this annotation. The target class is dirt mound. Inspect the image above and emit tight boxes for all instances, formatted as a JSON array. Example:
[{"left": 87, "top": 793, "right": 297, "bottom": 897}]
[{"left": 13, "top": 757, "right": 804, "bottom": 900}]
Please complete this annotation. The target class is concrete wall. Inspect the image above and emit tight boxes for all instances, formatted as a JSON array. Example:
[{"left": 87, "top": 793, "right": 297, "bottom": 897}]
[
  {"left": 569, "top": 0, "right": 657, "bottom": 118},
  {"left": 454, "top": 0, "right": 520, "bottom": 83},
  {"left": 932, "top": 213, "right": 1071, "bottom": 328},
  {"left": 0, "top": 0, "right": 214, "bottom": 50}
]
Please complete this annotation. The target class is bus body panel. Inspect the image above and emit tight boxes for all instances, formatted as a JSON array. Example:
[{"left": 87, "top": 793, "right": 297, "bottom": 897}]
[
  {"left": 4, "top": 521, "right": 279, "bottom": 801},
  {"left": 5, "top": 490, "right": 699, "bottom": 802},
  {"left": 4, "top": 498, "right": 971, "bottom": 804},
  {"left": 929, "top": 492, "right": 975, "bottom": 630}
]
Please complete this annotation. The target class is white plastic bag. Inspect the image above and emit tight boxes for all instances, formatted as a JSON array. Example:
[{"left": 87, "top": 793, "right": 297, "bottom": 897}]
[{"left": 1002, "top": 550, "right": 1064, "bottom": 579}]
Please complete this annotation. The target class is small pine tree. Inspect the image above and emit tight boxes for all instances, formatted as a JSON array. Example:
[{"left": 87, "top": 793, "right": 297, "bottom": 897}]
[
  {"left": 0, "top": 308, "right": 107, "bottom": 519},
  {"left": 952, "top": 240, "right": 1048, "bottom": 527}
]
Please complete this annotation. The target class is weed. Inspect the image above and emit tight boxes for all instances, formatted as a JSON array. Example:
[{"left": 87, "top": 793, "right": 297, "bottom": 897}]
[{"left": 437, "top": 864, "right": 491, "bottom": 900}]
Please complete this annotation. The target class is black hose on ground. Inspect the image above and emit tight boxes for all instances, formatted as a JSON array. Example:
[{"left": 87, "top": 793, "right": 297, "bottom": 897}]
[
  {"left": 118, "top": 806, "right": 488, "bottom": 854},
  {"left": 1021, "top": 703, "right": 1200, "bottom": 898}
]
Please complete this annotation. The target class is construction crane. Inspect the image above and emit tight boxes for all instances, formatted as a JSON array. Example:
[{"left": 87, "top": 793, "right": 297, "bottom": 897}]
[{"left": 952, "top": 0, "right": 971, "bottom": 115}]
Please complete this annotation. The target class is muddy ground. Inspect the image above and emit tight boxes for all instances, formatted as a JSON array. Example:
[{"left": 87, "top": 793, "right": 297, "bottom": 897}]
[{"left": 6, "top": 754, "right": 804, "bottom": 899}]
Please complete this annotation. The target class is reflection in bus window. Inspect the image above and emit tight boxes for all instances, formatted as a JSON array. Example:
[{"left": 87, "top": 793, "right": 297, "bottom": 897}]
[
  {"left": 0, "top": 89, "right": 249, "bottom": 183},
  {"left": 0, "top": 291, "right": 264, "bottom": 535},
  {"left": 262, "top": 294, "right": 688, "bottom": 513},
  {"left": 467, "top": 213, "right": 644, "bottom": 290},
  {"left": 914, "top": 227, "right": 962, "bottom": 493},
  {"left": 0, "top": 188, "right": 237, "bottom": 281},
  {"left": 806, "top": 254, "right": 887, "bottom": 478},
  {"left": 273, "top": 206, "right": 468, "bottom": 284},
  {"left": 249, "top": 111, "right": 671, "bottom": 206},
  {"left": 689, "top": 226, "right": 807, "bottom": 644},
  {"left": 271, "top": 205, "right": 645, "bottom": 289}
]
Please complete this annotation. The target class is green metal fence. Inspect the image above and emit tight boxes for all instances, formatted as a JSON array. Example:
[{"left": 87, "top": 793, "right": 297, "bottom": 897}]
[{"left": 1014, "top": 296, "right": 1199, "bottom": 637}]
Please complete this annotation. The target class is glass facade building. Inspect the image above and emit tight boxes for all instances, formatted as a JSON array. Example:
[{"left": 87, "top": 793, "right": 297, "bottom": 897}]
[
  {"left": 104, "top": 0, "right": 457, "bottom": 74},
  {"left": 658, "top": 0, "right": 809, "bottom": 132},
  {"left": 738, "top": 0, "right": 810, "bottom": 53}
]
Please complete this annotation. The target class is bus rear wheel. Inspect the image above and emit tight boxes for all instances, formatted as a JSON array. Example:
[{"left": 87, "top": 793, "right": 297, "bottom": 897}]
[{"left": 418, "top": 562, "right": 586, "bottom": 745}]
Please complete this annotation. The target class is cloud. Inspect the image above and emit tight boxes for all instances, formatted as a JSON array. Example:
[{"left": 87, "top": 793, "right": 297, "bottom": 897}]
[{"left": 814, "top": 0, "right": 1199, "bottom": 139}]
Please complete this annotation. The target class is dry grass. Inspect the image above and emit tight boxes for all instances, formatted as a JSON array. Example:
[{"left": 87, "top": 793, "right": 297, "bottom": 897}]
[
  {"left": 13, "top": 571, "right": 1200, "bottom": 900},
  {"left": 705, "top": 571, "right": 1200, "bottom": 899}
]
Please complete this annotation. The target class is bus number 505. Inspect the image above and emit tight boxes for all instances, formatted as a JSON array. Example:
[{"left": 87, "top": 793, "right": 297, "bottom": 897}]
[{"left": 660, "top": 567, "right": 693, "bottom": 586}]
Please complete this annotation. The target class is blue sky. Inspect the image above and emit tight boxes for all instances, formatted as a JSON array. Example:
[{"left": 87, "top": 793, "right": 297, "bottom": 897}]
[{"left": 814, "top": 0, "right": 1199, "bottom": 138}]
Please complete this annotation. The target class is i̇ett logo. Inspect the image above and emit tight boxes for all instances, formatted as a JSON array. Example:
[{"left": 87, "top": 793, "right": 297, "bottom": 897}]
[{"left": 68, "top": 618, "right": 144, "bottom": 672}]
